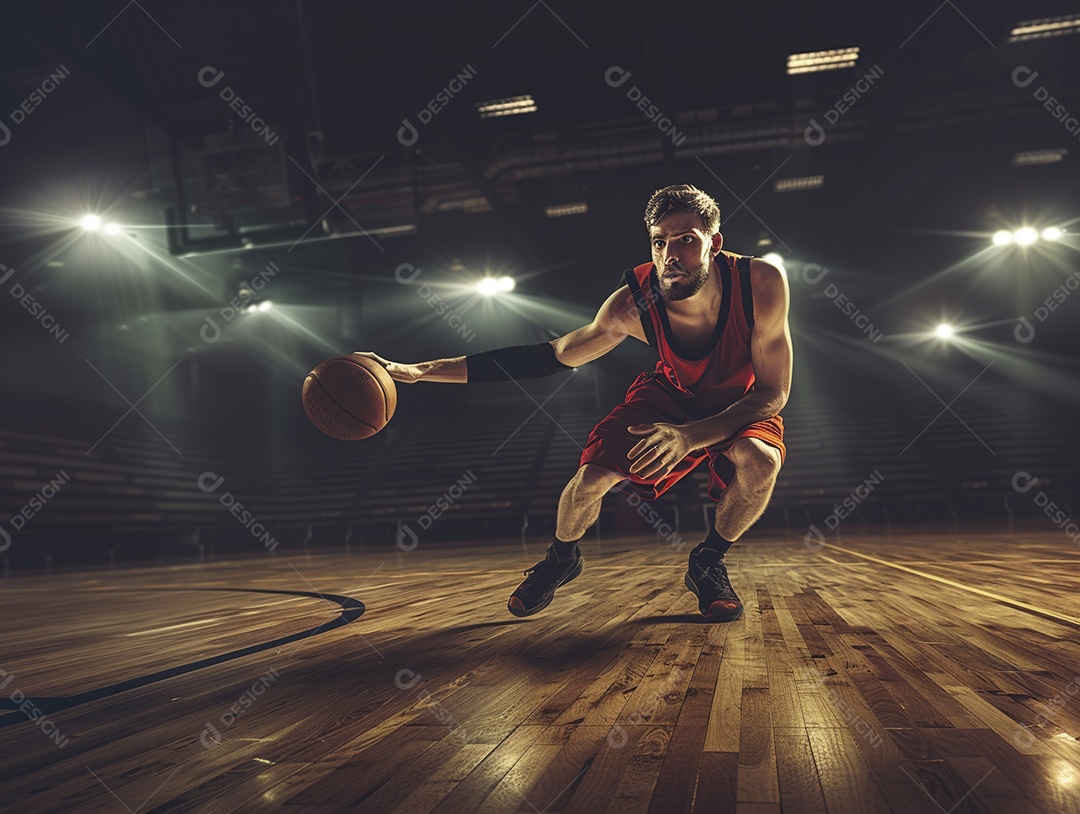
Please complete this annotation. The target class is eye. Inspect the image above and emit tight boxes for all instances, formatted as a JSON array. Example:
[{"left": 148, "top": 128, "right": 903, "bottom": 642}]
[
  {"left": 652, "top": 239, "right": 664, "bottom": 248},
  {"left": 681, "top": 235, "right": 694, "bottom": 244}
]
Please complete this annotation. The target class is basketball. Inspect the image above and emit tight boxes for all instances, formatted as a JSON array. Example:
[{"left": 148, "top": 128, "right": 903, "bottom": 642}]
[{"left": 302, "top": 354, "right": 397, "bottom": 440}]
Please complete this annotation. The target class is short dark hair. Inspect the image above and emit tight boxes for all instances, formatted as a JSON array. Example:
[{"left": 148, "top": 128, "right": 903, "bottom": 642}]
[{"left": 643, "top": 184, "right": 721, "bottom": 234}]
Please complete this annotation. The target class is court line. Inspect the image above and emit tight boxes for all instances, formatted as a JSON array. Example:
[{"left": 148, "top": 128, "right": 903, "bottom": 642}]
[
  {"left": 0, "top": 587, "right": 364, "bottom": 726},
  {"left": 823, "top": 542, "right": 1080, "bottom": 629}
]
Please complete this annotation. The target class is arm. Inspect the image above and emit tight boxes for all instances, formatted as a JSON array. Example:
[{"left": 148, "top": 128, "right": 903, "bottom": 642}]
[
  {"left": 355, "top": 285, "right": 645, "bottom": 384},
  {"left": 682, "top": 258, "right": 792, "bottom": 447},
  {"left": 628, "top": 258, "right": 792, "bottom": 477}
]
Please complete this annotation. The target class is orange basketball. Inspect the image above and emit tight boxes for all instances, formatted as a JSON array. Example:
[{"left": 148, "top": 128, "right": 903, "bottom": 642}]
[{"left": 302, "top": 355, "right": 397, "bottom": 440}]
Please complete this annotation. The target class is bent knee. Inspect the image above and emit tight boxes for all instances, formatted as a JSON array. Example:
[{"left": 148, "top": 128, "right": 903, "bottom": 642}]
[
  {"left": 728, "top": 438, "right": 781, "bottom": 483},
  {"left": 574, "top": 463, "right": 625, "bottom": 493}
]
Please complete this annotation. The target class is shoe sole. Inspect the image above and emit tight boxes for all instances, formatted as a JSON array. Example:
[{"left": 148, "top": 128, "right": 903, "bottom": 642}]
[
  {"left": 684, "top": 572, "right": 744, "bottom": 622},
  {"left": 507, "top": 557, "right": 584, "bottom": 618}
]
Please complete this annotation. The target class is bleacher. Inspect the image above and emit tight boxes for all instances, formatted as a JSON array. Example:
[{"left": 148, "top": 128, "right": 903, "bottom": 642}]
[{"left": 1, "top": 381, "right": 1076, "bottom": 569}]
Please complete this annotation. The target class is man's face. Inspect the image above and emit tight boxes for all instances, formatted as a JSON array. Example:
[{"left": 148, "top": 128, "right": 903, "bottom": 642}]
[{"left": 649, "top": 210, "right": 721, "bottom": 301}]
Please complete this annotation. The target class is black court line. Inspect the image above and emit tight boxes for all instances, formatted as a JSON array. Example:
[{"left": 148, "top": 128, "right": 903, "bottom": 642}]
[{"left": 0, "top": 587, "right": 365, "bottom": 727}]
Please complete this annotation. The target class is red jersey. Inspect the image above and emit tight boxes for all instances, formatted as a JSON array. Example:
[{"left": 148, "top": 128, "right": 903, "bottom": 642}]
[{"left": 624, "top": 254, "right": 756, "bottom": 411}]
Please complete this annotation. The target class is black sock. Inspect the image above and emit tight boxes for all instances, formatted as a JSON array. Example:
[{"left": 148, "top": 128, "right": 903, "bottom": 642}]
[
  {"left": 551, "top": 536, "right": 582, "bottom": 561},
  {"left": 691, "top": 527, "right": 733, "bottom": 561}
]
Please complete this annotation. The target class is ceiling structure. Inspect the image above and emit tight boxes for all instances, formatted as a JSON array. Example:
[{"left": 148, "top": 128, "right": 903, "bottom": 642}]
[{"left": 1, "top": 0, "right": 1078, "bottom": 417}]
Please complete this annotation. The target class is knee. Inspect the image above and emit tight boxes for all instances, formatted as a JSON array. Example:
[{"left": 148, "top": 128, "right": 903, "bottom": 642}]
[
  {"left": 729, "top": 438, "right": 781, "bottom": 486},
  {"left": 571, "top": 464, "right": 623, "bottom": 495}
]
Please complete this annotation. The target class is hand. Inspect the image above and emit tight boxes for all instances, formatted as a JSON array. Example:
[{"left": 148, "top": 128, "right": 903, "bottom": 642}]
[
  {"left": 627, "top": 422, "right": 695, "bottom": 480},
  {"left": 352, "top": 351, "right": 425, "bottom": 384}
]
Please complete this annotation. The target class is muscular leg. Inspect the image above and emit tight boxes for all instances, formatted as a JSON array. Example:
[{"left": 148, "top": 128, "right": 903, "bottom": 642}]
[
  {"left": 555, "top": 464, "right": 626, "bottom": 542},
  {"left": 712, "top": 437, "right": 782, "bottom": 540}
]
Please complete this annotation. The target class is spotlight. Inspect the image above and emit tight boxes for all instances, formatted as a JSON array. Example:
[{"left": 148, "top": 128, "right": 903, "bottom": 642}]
[
  {"left": 1014, "top": 227, "right": 1039, "bottom": 246},
  {"left": 80, "top": 214, "right": 102, "bottom": 232},
  {"left": 762, "top": 252, "right": 785, "bottom": 269},
  {"left": 934, "top": 323, "right": 955, "bottom": 339},
  {"left": 477, "top": 277, "right": 500, "bottom": 297},
  {"left": 497, "top": 276, "right": 515, "bottom": 292},
  {"left": 103, "top": 222, "right": 123, "bottom": 236},
  {"left": 1041, "top": 226, "right": 1064, "bottom": 241},
  {"left": 991, "top": 230, "right": 1014, "bottom": 246},
  {"left": 257, "top": 300, "right": 273, "bottom": 312}
]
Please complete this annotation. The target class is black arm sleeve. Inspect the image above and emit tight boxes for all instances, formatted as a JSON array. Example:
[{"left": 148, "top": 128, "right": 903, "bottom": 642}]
[{"left": 466, "top": 342, "right": 573, "bottom": 382}]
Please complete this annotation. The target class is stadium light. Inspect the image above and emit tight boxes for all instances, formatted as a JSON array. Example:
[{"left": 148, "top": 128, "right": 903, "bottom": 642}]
[
  {"left": 1014, "top": 227, "right": 1039, "bottom": 246},
  {"left": 103, "top": 222, "right": 123, "bottom": 236},
  {"left": 477, "top": 277, "right": 500, "bottom": 297},
  {"left": 497, "top": 276, "right": 515, "bottom": 292},
  {"left": 80, "top": 214, "right": 102, "bottom": 232},
  {"left": 1041, "top": 226, "right": 1063, "bottom": 241},
  {"left": 934, "top": 323, "right": 955, "bottom": 339},
  {"left": 991, "top": 230, "right": 1014, "bottom": 246}
]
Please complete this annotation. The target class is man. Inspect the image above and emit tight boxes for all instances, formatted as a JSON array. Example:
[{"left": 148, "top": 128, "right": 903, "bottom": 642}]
[{"left": 357, "top": 184, "right": 791, "bottom": 622}]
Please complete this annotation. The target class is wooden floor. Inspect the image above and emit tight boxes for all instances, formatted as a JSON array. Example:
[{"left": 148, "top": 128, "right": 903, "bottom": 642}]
[{"left": 2, "top": 530, "right": 1080, "bottom": 813}]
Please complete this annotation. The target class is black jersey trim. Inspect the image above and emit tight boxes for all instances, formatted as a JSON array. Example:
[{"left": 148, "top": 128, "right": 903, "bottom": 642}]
[
  {"left": 737, "top": 255, "right": 754, "bottom": 331},
  {"left": 624, "top": 268, "right": 658, "bottom": 347}
]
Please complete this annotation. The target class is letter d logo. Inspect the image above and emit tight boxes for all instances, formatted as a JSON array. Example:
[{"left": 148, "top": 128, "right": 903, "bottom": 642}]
[
  {"left": 197, "top": 471, "right": 225, "bottom": 494},
  {"left": 397, "top": 118, "right": 419, "bottom": 147},
  {"left": 198, "top": 66, "right": 225, "bottom": 88},
  {"left": 396, "top": 523, "right": 419, "bottom": 551},
  {"left": 804, "top": 118, "right": 826, "bottom": 146},
  {"left": 1013, "top": 316, "right": 1035, "bottom": 344},
  {"left": 804, "top": 524, "right": 826, "bottom": 552},
  {"left": 1011, "top": 471, "right": 1037, "bottom": 494},
  {"left": 0, "top": 120, "right": 11, "bottom": 148},
  {"left": 199, "top": 722, "right": 221, "bottom": 749},
  {"left": 0, "top": 525, "right": 10, "bottom": 553},
  {"left": 1011, "top": 66, "right": 1039, "bottom": 88},
  {"left": 605, "top": 65, "right": 631, "bottom": 88},
  {"left": 200, "top": 316, "right": 221, "bottom": 344}
]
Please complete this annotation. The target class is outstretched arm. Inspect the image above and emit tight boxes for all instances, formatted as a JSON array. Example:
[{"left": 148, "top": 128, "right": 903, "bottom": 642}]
[{"left": 355, "top": 284, "right": 645, "bottom": 384}]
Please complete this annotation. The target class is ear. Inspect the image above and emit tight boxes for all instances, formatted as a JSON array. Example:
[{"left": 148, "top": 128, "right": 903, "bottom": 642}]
[{"left": 711, "top": 231, "right": 724, "bottom": 255}]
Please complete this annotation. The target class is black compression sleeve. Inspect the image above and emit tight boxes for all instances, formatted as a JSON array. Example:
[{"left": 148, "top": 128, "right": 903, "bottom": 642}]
[{"left": 466, "top": 343, "right": 573, "bottom": 382}]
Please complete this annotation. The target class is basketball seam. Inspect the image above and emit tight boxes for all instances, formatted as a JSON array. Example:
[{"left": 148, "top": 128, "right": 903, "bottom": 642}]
[
  {"left": 341, "top": 356, "right": 394, "bottom": 423},
  {"left": 308, "top": 374, "right": 380, "bottom": 434}
]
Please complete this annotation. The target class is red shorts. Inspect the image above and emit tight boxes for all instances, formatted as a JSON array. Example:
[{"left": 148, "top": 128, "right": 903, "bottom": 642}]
[{"left": 579, "top": 371, "right": 785, "bottom": 502}]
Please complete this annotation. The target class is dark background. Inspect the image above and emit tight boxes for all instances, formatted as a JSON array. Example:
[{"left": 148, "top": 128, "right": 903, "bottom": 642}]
[{"left": 1, "top": 0, "right": 1078, "bottom": 568}]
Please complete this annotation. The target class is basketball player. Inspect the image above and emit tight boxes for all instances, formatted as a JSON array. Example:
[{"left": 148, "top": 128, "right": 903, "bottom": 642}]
[{"left": 357, "top": 184, "right": 791, "bottom": 621}]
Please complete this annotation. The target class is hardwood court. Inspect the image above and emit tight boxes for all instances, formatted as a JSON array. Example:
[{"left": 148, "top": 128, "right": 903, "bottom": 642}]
[{"left": 2, "top": 530, "right": 1079, "bottom": 813}]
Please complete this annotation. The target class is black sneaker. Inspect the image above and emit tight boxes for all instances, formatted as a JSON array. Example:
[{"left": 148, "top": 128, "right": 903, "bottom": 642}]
[
  {"left": 508, "top": 545, "right": 584, "bottom": 617},
  {"left": 685, "top": 550, "right": 743, "bottom": 621}
]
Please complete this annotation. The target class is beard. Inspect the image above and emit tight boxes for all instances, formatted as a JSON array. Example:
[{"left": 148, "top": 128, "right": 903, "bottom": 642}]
[{"left": 659, "top": 258, "right": 710, "bottom": 301}]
